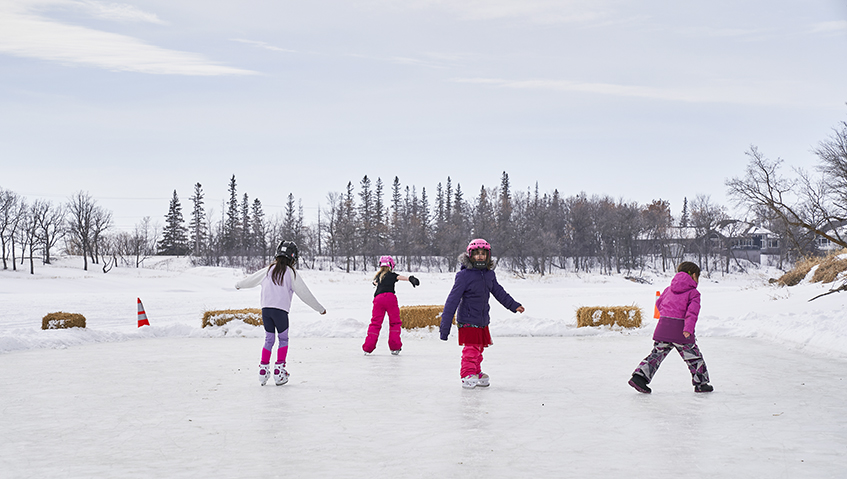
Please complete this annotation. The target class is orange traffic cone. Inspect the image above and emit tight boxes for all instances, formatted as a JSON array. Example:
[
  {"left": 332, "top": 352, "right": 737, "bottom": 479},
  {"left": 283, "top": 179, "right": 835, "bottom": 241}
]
[
  {"left": 137, "top": 298, "right": 150, "bottom": 327},
  {"left": 653, "top": 291, "right": 661, "bottom": 319}
]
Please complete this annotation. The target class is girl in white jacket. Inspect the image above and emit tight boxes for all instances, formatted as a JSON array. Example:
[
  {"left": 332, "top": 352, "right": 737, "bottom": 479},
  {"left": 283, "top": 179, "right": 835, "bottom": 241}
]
[{"left": 236, "top": 241, "right": 326, "bottom": 386}]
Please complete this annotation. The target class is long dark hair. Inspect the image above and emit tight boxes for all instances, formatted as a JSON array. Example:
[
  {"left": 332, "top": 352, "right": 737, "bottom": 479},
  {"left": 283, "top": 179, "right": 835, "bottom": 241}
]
[
  {"left": 270, "top": 256, "right": 296, "bottom": 285},
  {"left": 677, "top": 261, "right": 701, "bottom": 276}
]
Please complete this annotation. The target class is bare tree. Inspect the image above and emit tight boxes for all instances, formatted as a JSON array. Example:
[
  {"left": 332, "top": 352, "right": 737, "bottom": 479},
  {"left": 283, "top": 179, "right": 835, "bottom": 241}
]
[
  {"left": 90, "top": 205, "right": 112, "bottom": 265},
  {"left": 0, "top": 188, "right": 20, "bottom": 269},
  {"left": 689, "top": 194, "right": 727, "bottom": 272},
  {"left": 814, "top": 119, "right": 847, "bottom": 213},
  {"left": 20, "top": 201, "right": 41, "bottom": 274},
  {"left": 33, "top": 200, "right": 64, "bottom": 264},
  {"left": 66, "top": 191, "right": 95, "bottom": 271},
  {"left": 726, "top": 146, "right": 846, "bottom": 255}
]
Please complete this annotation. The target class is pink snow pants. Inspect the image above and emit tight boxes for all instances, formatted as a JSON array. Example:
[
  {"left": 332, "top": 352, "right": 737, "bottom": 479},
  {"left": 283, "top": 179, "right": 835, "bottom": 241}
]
[
  {"left": 363, "top": 293, "right": 402, "bottom": 353},
  {"left": 461, "top": 344, "right": 485, "bottom": 378}
]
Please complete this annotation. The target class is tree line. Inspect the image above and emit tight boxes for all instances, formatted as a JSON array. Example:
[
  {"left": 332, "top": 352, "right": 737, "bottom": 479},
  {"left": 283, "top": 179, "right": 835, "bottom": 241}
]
[{"left": 3, "top": 114, "right": 845, "bottom": 276}]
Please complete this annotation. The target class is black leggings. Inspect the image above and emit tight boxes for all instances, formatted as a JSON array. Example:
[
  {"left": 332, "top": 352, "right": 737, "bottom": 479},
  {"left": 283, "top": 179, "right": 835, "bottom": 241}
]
[{"left": 262, "top": 308, "right": 290, "bottom": 333}]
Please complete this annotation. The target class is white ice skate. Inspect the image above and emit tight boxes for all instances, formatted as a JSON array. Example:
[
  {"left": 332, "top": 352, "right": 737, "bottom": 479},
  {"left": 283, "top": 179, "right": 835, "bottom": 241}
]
[
  {"left": 390, "top": 349, "right": 401, "bottom": 356},
  {"left": 462, "top": 375, "right": 480, "bottom": 389},
  {"left": 273, "top": 363, "right": 289, "bottom": 386},
  {"left": 477, "top": 373, "right": 490, "bottom": 387},
  {"left": 259, "top": 363, "right": 271, "bottom": 386}
]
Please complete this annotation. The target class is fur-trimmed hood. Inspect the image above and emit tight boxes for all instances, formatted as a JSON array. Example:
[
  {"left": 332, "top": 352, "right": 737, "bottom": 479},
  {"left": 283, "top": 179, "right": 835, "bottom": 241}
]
[{"left": 458, "top": 252, "right": 497, "bottom": 271}]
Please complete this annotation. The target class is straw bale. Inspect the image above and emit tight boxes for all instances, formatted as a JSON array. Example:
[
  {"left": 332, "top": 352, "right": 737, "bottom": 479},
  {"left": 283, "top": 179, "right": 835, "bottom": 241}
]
[
  {"left": 399, "top": 305, "right": 454, "bottom": 330},
  {"left": 776, "top": 256, "right": 818, "bottom": 286},
  {"left": 811, "top": 253, "right": 847, "bottom": 284},
  {"left": 777, "top": 249, "right": 847, "bottom": 286},
  {"left": 42, "top": 312, "right": 86, "bottom": 330},
  {"left": 202, "top": 308, "right": 262, "bottom": 328},
  {"left": 576, "top": 306, "right": 642, "bottom": 329}
]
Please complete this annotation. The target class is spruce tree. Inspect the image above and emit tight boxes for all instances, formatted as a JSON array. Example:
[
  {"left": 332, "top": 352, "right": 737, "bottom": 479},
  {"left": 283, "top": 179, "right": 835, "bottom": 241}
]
[
  {"left": 189, "top": 183, "right": 206, "bottom": 256},
  {"left": 158, "top": 190, "right": 188, "bottom": 255},
  {"left": 680, "top": 197, "right": 689, "bottom": 227},
  {"left": 224, "top": 175, "right": 240, "bottom": 254},
  {"left": 251, "top": 198, "right": 266, "bottom": 259}
]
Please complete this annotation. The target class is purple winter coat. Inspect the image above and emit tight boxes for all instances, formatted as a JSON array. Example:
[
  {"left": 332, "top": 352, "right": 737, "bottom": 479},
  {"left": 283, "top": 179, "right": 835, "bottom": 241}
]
[
  {"left": 440, "top": 254, "right": 522, "bottom": 340},
  {"left": 653, "top": 271, "right": 701, "bottom": 344}
]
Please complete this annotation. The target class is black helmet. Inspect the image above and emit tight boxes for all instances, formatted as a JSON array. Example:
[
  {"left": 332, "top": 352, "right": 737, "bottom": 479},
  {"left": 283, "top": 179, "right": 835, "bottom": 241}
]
[{"left": 275, "top": 241, "right": 298, "bottom": 262}]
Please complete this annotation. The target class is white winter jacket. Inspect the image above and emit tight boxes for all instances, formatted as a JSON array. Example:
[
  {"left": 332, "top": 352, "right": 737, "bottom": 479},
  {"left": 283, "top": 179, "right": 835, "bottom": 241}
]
[{"left": 235, "top": 266, "right": 326, "bottom": 314}]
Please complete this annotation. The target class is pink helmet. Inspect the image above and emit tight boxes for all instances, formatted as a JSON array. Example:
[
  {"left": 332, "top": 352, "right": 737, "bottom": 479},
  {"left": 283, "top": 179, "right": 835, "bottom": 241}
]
[
  {"left": 379, "top": 255, "right": 395, "bottom": 270},
  {"left": 466, "top": 238, "right": 491, "bottom": 255}
]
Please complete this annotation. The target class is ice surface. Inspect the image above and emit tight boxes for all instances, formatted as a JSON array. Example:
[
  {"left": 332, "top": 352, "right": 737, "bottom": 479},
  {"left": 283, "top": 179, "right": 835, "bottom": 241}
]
[{"left": 1, "top": 257, "right": 846, "bottom": 477}]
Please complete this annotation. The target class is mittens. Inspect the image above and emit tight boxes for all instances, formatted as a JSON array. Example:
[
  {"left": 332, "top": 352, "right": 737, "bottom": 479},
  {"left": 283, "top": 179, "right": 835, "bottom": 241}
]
[{"left": 409, "top": 275, "right": 420, "bottom": 287}]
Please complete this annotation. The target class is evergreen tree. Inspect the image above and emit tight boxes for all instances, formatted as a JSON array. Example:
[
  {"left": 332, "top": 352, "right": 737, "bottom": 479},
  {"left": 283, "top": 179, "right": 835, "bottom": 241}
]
[
  {"left": 251, "top": 198, "right": 266, "bottom": 259},
  {"left": 240, "top": 193, "right": 251, "bottom": 257},
  {"left": 189, "top": 183, "right": 206, "bottom": 256},
  {"left": 158, "top": 190, "right": 188, "bottom": 255},
  {"left": 223, "top": 175, "right": 240, "bottom": 254},
  {"left": 358, "top": 175, "right": 374, "bottom": 263},
  {"left": 680, "top": 197, "right": 689, "bottom": 227},
  {"left": 373, "top": 177, "right": 386, "bottom": 255},
  {"left": 497, "top": 171, "right": 513, "bottom": 254},
  {"left": 390, "top": 177, "right": 403, "bottom": 252},
  {"left": 473, "top": 185, "right": 495, "bottom": 240},
  {"left": 283, "top": 193, "right": 300, "bottom": 240}
]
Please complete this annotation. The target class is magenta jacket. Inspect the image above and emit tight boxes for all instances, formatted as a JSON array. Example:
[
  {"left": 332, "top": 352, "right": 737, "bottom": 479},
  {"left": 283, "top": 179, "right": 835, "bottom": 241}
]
[{"left": 653, "top": 272, "right": 701, "bottom": 344}]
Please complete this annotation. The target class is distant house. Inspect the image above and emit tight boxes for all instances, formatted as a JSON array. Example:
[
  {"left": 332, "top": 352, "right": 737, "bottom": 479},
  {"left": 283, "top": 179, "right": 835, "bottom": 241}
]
[
  {"left": 637, "top": 221, "right": 784, "bottom": 266},
  {"left": 717, "top": 221, "right": 780, "bottom": 264},
  {"left": 814, "top": 221, "right": 847, "bottom": 252}
]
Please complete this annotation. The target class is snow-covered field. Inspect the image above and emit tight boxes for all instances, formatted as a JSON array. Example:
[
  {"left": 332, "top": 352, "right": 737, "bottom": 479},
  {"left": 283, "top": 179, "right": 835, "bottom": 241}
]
[{"left": 2, "top": 257, "right": 847, "bottom": 478}]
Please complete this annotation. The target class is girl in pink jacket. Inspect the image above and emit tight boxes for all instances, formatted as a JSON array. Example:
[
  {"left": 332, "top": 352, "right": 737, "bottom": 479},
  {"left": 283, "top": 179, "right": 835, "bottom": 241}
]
[{"left": 628, "top": 262, "right": 713, "bottom": 394}]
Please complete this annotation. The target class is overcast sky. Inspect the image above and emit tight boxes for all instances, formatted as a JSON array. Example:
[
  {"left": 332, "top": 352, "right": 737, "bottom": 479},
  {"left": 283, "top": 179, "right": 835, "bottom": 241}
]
[{"left": 2, "top": 0, "right": 846, "bottom": 231}]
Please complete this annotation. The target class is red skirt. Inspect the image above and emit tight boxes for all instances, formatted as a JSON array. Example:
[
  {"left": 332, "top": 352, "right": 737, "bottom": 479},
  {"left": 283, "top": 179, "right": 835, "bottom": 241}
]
[{"left": 458, "top": 325, "right": 492, "bottom": 347}]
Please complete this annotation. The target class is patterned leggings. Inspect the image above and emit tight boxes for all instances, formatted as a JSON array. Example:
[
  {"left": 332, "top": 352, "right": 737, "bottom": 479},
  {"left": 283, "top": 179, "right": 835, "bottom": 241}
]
[{"left": 633, "top": 341, "right": 710, "bottom": 386}]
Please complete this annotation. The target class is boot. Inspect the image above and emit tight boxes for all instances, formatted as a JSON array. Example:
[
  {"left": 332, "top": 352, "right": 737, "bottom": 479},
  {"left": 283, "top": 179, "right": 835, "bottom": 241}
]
[
  {"left": 462, "top": 375, "right": 479, "bottom": 389},
  {"left": 259, "top": 363, "right": 271, "bottom": 386},
  {"left": 628, "top": 374, "right": 651, "bottom": 394},
  {"left": 695, "top": 383, "right": 714, "bottom": 393},
  {"left": 273, "top": 363, "right": 289, "bottom": 386}
]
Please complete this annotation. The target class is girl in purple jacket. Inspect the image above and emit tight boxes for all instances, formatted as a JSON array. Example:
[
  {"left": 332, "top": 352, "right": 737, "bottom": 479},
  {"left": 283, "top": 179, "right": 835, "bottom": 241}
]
[
  {"left": 440, "top": 239, "right": 525, "bottom": 389},
  {"left": 629, "top": 262, "right": 713, "bottom": 394}
]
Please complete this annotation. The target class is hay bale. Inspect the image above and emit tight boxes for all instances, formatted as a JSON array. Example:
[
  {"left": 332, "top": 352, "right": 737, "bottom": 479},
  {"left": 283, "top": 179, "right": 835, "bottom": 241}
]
[
  {"left": 202, "top": 308, "right": 262, "bottom": 328},
  {"left": 576, "top": 306, "right": 642, "bottom": 329},
  {"left": 777, "top": 249, "right": 847, "bottom": 286},
  {"left": 42, "top": 312, "right": 86, "bottom": 330},
  {"left": 777, "top": 256, "right": 818, "bottom": 286},
  {"left": 399, "top": 305, "right": 454, "bottom": 330},
  {"left": 811, "top": 252, "right": 847, "bottom": 284}
]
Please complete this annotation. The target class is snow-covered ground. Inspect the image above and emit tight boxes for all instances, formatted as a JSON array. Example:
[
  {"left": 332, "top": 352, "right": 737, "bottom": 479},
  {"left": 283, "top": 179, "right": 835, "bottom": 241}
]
[{"left": 1, "top": 257, "right": 846, "bottom": 477}]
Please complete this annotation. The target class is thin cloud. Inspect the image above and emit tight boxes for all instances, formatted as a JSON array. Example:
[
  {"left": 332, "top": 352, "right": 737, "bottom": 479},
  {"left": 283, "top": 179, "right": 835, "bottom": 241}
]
[
  {"left": 347, "top": 52, "right": 453, "bottom": 69},
  {"left": 372, "top": 0, "right": 613, "bottom": 25},
  {"left": 451, "top": 77, "right": 817, "bottom": 107},
  {"left": 809, "top": 21, "right": 847, "bottom": 35},
  {"left": 70, "top": 0, "right": 167, "bottom": 25},
  {"left": 232, "top": 38, "right": 298, "bottom": 53},
  {"left": 0, "top": 1, "right": 255, "bottom": 75}
]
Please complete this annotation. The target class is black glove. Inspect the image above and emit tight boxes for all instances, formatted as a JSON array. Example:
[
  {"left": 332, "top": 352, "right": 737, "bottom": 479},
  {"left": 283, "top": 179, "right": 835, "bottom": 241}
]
[{"left": 409, "top": 275, "right": 420, "bottom": 287}]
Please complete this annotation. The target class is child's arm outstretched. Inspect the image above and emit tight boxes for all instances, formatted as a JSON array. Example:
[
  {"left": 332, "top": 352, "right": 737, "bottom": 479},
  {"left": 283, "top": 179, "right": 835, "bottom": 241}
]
[
  {"left": 235, "top": 267, "right": 268, "bottom": 290},
  {"left": 490, "top": 275, "right": 524, "bottom": 313},
  {"left": 396, "top": 274, "right": 420, "bottom": 287},
  {"left": 293, "top": 274, "right": 327, "bottom": 315}
]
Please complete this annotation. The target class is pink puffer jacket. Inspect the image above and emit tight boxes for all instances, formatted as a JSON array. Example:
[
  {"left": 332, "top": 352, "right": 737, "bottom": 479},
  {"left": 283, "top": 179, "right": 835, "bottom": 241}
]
[{"left": 652, "top": 272, "right": 701, "bottom": 344}]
